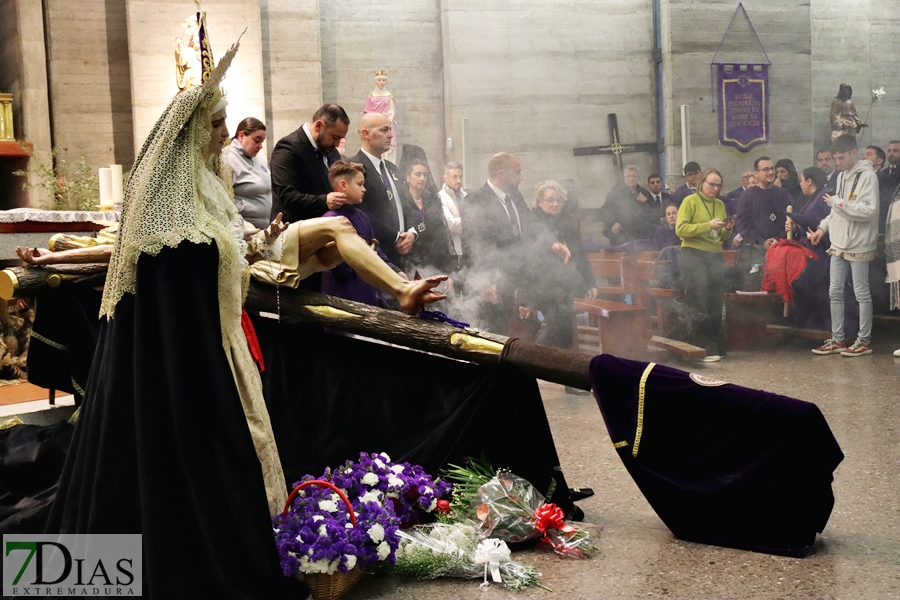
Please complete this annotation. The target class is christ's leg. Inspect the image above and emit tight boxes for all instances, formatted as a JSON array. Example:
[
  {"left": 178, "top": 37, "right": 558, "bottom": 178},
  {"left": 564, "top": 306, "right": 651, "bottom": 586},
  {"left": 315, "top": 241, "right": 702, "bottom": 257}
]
[{"left": 295, "top": 217, "right": 447, "bottom": 313}]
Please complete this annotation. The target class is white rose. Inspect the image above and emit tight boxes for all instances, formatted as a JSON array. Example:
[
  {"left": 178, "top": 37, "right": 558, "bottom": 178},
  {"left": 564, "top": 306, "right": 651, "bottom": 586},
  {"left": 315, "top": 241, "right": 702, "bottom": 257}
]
[
  {"left": 361, "top": 472, "right": 379, "bottom": 486},
  {"left": 388, "top": 476, "right": 404, "bottom": 489},
  {"left": 344, "top": 554, "right": 358, "bottom": 570},
  {"left": 367, "top": 523, "right": 385, "bottom": 543},
  {"left": 377, "top": 541, "right": 391, "bottom": 561},
  {"left": 390, "top": 465, "right": 405, "bottom": 474},
  {"left": 318, "top": 499, "right": 338, "bottom": 512}
]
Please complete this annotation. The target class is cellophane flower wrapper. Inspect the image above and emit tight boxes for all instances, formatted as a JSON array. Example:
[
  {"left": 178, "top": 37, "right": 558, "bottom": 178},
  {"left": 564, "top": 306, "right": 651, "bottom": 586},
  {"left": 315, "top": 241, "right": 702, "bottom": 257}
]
[
  {"left": 390, "top": 521, "right": 541, "bottom": 590},
  {"left": 473, "top": 472, "right": 597, "bottom": 559}
]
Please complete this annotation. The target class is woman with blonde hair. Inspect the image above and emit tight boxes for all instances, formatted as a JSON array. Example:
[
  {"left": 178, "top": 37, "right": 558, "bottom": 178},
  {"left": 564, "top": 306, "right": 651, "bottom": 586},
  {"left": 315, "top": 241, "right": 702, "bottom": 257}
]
[{"left": 676, "top": 167, "right": 733, "bottom": 362}]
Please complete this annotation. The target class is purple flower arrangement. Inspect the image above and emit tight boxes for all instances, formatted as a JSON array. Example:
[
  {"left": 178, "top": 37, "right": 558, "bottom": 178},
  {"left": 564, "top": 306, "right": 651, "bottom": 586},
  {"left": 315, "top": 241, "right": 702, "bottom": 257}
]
[{"left": 273, "top": 452, "right": 452, "bottom": 578}]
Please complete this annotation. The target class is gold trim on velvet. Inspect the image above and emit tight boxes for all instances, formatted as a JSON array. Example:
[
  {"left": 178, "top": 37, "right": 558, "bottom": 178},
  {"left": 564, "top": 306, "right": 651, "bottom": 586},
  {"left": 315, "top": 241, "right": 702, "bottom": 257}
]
[
  {"left": 613, "top": 440, "right": 629, "bottom": 448},
  {"left": 632, "top": 362, "right": 656, "bottom": 458}
]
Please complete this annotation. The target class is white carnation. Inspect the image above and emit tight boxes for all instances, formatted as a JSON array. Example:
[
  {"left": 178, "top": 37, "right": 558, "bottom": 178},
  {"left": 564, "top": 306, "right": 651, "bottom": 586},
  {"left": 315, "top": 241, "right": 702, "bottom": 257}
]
[
  {"left": 361, "top": 472, "right": 379, "bottom": 486},
  {"left": 344, "top": 554, "right": 358, "bottom": 570},
  {"left": 367, "top": 523, "right": 385, "bottom": 543},
  {"left": 312, "top": 515, "right": 324, "bottom": 522},
  {"left": 345, "top": 523, "right": 354, "bottom": 528},
  {"left": 428, "top": 498, "right": 437, "bottom": 512},
  {"left": 318, "top": 524, "right": 328, "bottom": 536},
  {"left": 390, "top": 465, "right": 405, "bottom": 474},
  {"left": 318, "top": 499, "right": 338, "bottom": 512},
  {"left": 377, "top": 541, "right": 391, "bottom": 560},
  {"left": 299, "top": 556, "right": 337, "bottom": 575},
  {"left": 423, "top": 486, "right": 433, "bottom": 495},
  {"left": 359, "top": 490, "right": 382, "bottom": 504},
  {"left": 388, "top": 476, "right": 404, "bottom": 489},
  {"left": 373, "top": 458, "right": 385, "bottom": 469},
  {"left": 380, "top": 452, "right": 391, "bottom": 462}
]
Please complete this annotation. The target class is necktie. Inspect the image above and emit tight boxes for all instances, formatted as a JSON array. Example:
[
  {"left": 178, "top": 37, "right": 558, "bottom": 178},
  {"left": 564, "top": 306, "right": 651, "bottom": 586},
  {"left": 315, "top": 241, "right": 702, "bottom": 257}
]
[
  {"left": 379, "top": 161, "right": 393, "bottom": 202},
  {"left": 501, "top": 195, "right": 520, "bottom": 236}
]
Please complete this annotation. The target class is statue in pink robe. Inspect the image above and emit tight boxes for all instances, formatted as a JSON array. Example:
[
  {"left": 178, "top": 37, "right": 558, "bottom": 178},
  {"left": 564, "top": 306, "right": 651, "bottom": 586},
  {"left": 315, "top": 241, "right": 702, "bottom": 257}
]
[{"left": 364, "top": 70, "right": 397, "bottom": 162}]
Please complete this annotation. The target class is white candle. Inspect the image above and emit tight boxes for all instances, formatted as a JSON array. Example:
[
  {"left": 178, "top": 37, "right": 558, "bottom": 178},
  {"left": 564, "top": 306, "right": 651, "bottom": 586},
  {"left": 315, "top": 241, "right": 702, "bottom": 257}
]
[
  {"left": 109, "top": 164, "right": 124, "bottom": 205},
  {"left": 99, "top": 167, "right": 113, "bottom": 208}
]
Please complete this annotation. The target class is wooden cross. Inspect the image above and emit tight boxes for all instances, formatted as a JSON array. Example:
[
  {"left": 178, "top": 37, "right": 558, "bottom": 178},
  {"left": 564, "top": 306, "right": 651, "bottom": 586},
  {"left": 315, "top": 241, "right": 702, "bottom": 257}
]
[{"left": 572, "top": 114, "right": 658, "bottom": 180}]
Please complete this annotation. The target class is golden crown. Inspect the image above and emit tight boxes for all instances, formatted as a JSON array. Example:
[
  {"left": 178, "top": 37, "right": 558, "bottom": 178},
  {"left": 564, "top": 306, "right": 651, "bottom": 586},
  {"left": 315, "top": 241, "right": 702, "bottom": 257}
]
[{"left": 374, "top": 70, "right": 388, "bottom": 78}]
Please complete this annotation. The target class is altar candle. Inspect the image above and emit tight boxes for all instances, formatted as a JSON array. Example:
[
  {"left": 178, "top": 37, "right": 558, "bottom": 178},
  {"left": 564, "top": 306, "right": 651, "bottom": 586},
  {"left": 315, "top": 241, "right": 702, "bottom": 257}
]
[
  {"left": 109, "top": 164, "right": 124, "bottom": 204},
  {"left": 99, "top": 167, "right": 113, "bottom": 208}
]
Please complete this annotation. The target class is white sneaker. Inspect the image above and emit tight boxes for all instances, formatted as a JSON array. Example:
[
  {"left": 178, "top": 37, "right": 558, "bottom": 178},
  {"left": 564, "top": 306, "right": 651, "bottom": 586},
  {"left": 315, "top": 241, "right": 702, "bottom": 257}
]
[
  {"left": 701, "top": 355, "right": 722, "bottom": 362},
  {"left": 894, "top": 348, "right": 900, "bottom": 358}
]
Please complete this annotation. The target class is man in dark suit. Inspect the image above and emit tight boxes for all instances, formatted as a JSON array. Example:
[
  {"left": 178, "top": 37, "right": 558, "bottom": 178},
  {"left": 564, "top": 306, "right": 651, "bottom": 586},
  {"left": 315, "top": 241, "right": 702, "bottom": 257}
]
[
  {"left": 877, "top": 141, "right": 900, "bottom": 233},
  {"left": 670, "top": 161, "right": 701, "bottom": 206},
  {"left": 726, "top": 171, "right": 753, "bottom": 201},
  {"left": 647, "top": 173, "right": 672, "bottom": 207},
  {"left": 816, "top": 148, "right": 839, "bottom": 194},
  {"left": 460, "top": 152, "right": 567, "bottom": 335},
  {"left": 270, "top": 104, "right": 349, "bottom": 222},
  {"left": 346, "top": 113, "right": 416, "bottom": 266}
]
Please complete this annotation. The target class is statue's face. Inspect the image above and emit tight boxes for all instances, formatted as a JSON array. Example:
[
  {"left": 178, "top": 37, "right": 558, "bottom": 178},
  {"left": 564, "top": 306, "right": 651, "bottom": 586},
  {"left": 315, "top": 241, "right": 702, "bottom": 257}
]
[
  {"left": 208, "top": 108, "right": 229, "bottom": 156},
  {"left": 375, "top": 76, "right": 387, "bottom": 90}
]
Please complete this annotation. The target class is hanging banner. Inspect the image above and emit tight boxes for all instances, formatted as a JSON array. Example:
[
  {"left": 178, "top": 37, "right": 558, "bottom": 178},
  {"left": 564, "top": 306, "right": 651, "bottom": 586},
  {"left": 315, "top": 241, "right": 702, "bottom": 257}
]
[{"left": 717, "top": 63, "right": 769, "bottom": 152}]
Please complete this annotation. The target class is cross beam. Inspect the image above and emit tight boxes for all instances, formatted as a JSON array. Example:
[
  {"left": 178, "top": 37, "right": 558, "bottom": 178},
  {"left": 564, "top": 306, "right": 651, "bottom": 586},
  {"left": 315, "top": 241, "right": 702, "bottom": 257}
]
[{"left": 572, "top": 114, "right": 658, "bottom": 179}]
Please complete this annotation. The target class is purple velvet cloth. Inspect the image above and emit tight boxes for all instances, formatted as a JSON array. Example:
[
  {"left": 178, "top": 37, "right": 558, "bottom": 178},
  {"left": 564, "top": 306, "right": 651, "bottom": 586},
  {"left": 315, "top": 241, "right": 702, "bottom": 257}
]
[
  {"left": 322, "top": 205, "right": 395, "bottom": 307},
  {"left": 590, "top": 354, "right": 843, "bottom": 557}
]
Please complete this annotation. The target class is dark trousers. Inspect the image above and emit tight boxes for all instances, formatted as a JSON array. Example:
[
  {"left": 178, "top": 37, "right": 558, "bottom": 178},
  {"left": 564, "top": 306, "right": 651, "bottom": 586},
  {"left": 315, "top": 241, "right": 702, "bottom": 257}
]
[{"left": 680, "top": 247, "right": 726, "bottom": 356}]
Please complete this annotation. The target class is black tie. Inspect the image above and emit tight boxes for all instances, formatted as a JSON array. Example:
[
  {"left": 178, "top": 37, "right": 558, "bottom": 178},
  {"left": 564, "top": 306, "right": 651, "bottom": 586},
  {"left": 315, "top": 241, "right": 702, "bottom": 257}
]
[
  {"left": 379, "top": 162, "right": 394, "bottom": 202},
  {"left": 314, "top": 147, "right": 334, "bottom": 167}
]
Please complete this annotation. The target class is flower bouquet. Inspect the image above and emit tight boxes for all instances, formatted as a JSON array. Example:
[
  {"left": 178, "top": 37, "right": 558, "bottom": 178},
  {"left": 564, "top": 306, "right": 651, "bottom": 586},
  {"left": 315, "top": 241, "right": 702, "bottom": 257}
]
[
  {"left": 445, "top": 459, "right": 597, "bottom": 559},
  {"left": 391, "top": 521, "right": 543, "bottom": 590},
  {"left": 273, "top": 452, "right": 452, "bottom": 600}
]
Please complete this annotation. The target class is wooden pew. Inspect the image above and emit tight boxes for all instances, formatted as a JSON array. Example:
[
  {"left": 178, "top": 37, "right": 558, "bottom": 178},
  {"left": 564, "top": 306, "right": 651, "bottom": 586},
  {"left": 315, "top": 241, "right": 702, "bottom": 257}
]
[{"left": 573, "top": 297, "right": 649, "bottom": 357}]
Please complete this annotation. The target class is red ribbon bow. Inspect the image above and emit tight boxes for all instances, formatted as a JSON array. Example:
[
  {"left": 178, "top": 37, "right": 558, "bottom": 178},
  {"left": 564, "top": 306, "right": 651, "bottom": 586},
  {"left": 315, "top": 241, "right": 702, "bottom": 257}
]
[{"left": 533, "top": 503, "right": 575, "bottom": 535}]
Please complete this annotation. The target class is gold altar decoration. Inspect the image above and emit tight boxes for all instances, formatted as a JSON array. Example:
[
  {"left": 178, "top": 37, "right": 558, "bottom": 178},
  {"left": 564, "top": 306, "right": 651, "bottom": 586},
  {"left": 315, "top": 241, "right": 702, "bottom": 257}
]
[{"left": 0, "top": 93, "right": 14, "bottom": 141}]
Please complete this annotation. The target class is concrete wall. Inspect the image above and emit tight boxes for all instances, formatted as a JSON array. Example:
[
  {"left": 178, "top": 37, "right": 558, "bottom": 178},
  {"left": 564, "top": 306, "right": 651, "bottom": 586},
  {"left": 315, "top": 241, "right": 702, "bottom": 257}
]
[
  {"left": 661, "top": 0, "right": 813, "bottom": 192},
  {"left": 259, "top": 0, "right": 323, "bottom": 153},
  {"left": 810, "top": 0, "right": 900, "bottom": 154},
  {"left": 441, "top": 0, "right": 657, "bottom": 208},
  {"left": 44, "top": 0, "right": 134, "bottom": 170},
  {"left": 124, "top": 0, "right": 266, "bottom": 159},
  {"left": 318, "top": 0, "right": 446, "bottom": 175}
]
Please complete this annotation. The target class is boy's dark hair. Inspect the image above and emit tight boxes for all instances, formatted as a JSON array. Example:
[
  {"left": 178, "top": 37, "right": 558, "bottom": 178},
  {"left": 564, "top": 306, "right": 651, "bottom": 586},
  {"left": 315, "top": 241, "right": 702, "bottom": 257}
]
[
  {"left": 328, "top": 160, "right": 365, "bottom": 186},
  {"left": 831, "top": 134, "right": 858, "bottom": 154},
  {"left": 683, "top": 161, "right": 701, "bottom": 174}
]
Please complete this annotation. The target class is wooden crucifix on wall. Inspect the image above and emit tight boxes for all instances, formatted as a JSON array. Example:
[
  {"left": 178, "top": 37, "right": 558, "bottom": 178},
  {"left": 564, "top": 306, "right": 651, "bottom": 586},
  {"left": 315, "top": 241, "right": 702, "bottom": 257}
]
[{"left": 572, "top": 114, "right": 658, "bottom": 181}]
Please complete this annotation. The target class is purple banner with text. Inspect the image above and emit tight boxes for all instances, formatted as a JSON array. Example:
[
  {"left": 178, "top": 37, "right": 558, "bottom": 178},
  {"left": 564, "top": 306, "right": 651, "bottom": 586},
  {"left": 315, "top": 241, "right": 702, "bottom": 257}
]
[{"left": 717, "top": 63, "right": 769, "bottom": 152}]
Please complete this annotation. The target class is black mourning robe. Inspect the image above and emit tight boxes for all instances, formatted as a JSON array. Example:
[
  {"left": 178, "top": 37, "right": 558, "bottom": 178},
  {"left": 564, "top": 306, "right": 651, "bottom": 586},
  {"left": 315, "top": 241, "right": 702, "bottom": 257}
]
[
  {"left": 591, "top": 354, "right": 843, "bottom": 557},
  {"left": 43, "top": 243, "right": 301, "bottom": 598}
]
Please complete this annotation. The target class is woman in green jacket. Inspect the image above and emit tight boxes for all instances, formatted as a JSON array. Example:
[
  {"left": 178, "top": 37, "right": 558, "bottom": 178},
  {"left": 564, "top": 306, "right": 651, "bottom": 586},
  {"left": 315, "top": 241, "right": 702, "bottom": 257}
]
[{"left": 676, "top": 167, "right": 733, "bottom": 362}]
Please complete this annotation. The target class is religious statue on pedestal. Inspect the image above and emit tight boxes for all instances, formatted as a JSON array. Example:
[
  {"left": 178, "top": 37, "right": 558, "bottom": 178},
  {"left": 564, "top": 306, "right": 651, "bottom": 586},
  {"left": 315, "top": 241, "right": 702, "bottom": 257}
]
[
  {"left": 364, "top": 70, "right": 397, "bottom": 162},
  {"left": 830, "top": 83, "right": 866, "bottom": 140}
]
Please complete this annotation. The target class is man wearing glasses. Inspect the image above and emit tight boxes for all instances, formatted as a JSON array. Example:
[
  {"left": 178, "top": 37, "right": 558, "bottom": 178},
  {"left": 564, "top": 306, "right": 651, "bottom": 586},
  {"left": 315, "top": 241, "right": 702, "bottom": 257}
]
[{"left": 734, "top": 156, "right": 792, "bottom": 250}]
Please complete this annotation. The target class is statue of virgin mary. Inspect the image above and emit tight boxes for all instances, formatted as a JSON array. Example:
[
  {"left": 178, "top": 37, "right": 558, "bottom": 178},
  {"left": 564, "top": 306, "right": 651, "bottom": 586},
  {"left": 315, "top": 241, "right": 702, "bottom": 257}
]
[{"left": 363, "top": 69, "right": 397, "bottom": 162}]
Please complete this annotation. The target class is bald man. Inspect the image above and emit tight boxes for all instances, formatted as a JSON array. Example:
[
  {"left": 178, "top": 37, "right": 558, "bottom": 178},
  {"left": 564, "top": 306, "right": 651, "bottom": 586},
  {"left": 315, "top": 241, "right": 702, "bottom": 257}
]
[{"left": 347, "top": 113, "right": 415, "bottom": 265}]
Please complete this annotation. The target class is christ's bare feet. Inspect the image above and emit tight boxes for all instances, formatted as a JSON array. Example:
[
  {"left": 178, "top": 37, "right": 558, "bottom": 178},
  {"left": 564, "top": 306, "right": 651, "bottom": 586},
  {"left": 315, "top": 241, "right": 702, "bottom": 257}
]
[{"left": 398, "top": 275, "right": 448, "bottom": 314}]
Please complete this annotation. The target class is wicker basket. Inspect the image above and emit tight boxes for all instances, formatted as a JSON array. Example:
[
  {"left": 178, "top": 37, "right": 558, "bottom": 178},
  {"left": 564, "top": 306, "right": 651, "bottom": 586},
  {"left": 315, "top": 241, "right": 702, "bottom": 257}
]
[{"left": 283, "top": 480, "right": 364, "bottom": 600}]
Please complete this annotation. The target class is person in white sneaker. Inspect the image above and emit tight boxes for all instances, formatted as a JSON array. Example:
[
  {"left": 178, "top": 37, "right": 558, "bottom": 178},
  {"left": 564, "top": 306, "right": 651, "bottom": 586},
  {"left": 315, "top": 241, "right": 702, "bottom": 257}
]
[{"left": 809, "top": 134, "right": 879, "bottom": 357}]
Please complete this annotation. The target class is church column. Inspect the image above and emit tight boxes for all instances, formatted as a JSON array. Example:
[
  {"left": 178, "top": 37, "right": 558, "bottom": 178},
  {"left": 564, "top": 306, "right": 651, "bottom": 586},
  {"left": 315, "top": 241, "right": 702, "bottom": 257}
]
[
  {"left": 0, "top": 0, "right": 52, "bottom": 206},
  {"left": 124, "top": 0, "right": 266, "bottom": 156},
  {"left": 259, "top": 0, "right": 324, "bottom": 150}
]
